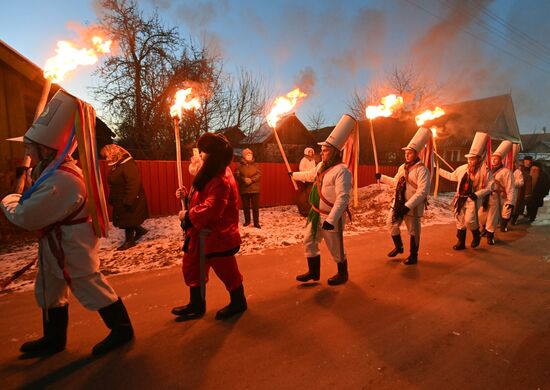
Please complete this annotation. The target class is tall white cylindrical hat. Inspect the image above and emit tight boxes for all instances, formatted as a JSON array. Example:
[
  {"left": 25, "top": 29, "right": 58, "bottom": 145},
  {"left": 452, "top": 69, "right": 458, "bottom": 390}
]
[
  {"left": 512, "top": 143, "right": 521, "bottom": 161},
  {"left": 402, "top": 127, "right": 431, "bottom": 153},
  {"left": 465, "top": 131, "right": 489, "bottom": 158},
  {"left": 318, "top": 114, "right": 356, "bottom": 151},
  {"left": 493, "top": 140, "right": 513, "bottom": 157},
  {"left": 22, "top": 90, "right": 79, "bottom": 154}
]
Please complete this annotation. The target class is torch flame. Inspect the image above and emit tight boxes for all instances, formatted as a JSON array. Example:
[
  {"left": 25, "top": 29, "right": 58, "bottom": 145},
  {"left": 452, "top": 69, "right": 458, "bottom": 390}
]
[
  {"left": 415, "top": 107, "right": 445, "bottom": 126},
  {"left": 365, "top": 94, "right": 403, "bottom": 120},
  {"left": 43, "top": 36, "right": 112, "bottom": 83},
  {"left": 170, "top": 88, "right": 201, "bottom": 119},
  {"left": 267, "top": 88, "right": 307, "bottom": 128}
]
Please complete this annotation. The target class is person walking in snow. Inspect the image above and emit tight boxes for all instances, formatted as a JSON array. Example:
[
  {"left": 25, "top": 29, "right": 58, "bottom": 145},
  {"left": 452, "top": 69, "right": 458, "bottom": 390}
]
[
  {"left": 234, "top": 148, "right": 262, "bottom": 228},
  {"left": 100, "top": 144, "right": 148, "bottom": 250},
  {"left": 1, "top": 91, "right": 134, "bottom": 358},
  {"left": 439, "top": 132, "right": 494, "bottom": 251},
  {"left": 478, "top": 141, "right": 514, "bottom": 243},
  {"left": 378, "top": 127, "right": 431, "bottom": 265},
  {"left": 171, "top": 133, "right": 247, "bottom": 321},
  {"left": 290, "top": 115, "right": 354, "bottom": 286},
  {"left": 511, "top": 156, "right": 533, "bottom": 224}
]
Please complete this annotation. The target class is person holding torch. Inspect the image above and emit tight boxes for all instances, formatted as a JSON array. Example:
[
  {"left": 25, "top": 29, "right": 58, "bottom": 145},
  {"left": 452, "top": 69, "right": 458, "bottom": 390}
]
[
  {"left": 171, "top": 133, "right": 247, "bottom": 321},
  {"left": 289, "top": 115, "right": 354, "bottom": 286},
  {"left": 377, "top": 127, "right": 431, "bottom": 265},
  {"left": 438, "top": 132, "right": 493, "bottom": 251}
]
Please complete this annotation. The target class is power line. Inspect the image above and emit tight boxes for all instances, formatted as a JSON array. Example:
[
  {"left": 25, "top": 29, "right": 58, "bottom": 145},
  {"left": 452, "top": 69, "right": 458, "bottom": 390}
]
[
  {"left": 468, "top": 0, "right": 550, "bottom": 59},
  {"left": 442, "top": 0, "right": 550, "bottom": 67},
  {"left": 401, "top": 0, "right": 550, "bottom": 75}
]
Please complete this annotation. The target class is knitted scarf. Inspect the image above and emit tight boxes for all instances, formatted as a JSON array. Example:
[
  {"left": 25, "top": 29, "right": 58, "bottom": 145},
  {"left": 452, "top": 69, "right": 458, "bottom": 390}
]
[
  {"left": 306, "top": 154, "right": 341, "bottom": 239},
  {"left": 392, "top": 157, "right": 420, "bottom": 223}
]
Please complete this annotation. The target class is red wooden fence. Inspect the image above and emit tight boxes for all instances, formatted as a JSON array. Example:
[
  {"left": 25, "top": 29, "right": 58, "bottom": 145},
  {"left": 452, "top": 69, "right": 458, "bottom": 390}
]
[{"left": 99, "top": 161, "right": 454, "bottom": 217}]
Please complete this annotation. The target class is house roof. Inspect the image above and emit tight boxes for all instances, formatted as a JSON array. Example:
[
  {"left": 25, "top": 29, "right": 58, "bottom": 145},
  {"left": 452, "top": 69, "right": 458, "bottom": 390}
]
[
  {"left": 520, "top": 133, "right": 550, "bottom": 151},
  {"left": 433, "top": 94, "right": 521, "bottom": 147},
  {"left": 310, "top": 126, "right": 334, "bottom": 143},
  {"left": 244, "top": 113, "right": 314, "bottom": 145}
]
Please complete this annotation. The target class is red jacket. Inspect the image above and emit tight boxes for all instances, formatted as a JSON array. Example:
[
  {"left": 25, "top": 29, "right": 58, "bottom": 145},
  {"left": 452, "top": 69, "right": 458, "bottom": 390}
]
[{"left": 186, "top": 167, "right": 241, "bottom": 256}]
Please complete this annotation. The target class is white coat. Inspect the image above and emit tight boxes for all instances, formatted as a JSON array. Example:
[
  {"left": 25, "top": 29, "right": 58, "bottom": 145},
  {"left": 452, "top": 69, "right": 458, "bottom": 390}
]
[
  {"left": 479, "top": 166, "right": 514, "bottom": 231},
  {"left": 380, "top": 161, "right": 430, "bottom": 218},
  {"left": 439, "top": 163, "right": 493, "bottom": 230},
  {"left": 1, "top": 160, "right": 99, "bottom": 278},
  {"left": 292, "top": 162, "right": 352, "bottom": 227}
]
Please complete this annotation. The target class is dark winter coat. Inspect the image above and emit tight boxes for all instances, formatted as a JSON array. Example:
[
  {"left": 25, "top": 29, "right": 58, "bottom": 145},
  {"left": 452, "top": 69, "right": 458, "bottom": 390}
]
[
  {"left": 234, "top": 159, "right": 261, "bottom": 194},
  {"left": 530, "top": 169, "right": 550, "bottom": 208},
  {"left": 107, "top": 155, "right": 148, "bottom": 228},
  {"left": 185, "top": 167, "right": 241, "bottom": 256}
]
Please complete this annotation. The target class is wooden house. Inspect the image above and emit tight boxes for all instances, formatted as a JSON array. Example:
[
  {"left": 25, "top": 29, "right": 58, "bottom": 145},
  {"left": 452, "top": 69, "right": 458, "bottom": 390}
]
[{"left": 241, "top": 113, "right": 316, "bottom": 163}]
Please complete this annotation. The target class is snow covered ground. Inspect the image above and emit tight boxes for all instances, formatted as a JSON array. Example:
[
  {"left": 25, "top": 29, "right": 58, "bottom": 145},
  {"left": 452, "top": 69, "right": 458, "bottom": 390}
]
[{"left": 0, "top": 184, "right": 455, "bottom": 294}]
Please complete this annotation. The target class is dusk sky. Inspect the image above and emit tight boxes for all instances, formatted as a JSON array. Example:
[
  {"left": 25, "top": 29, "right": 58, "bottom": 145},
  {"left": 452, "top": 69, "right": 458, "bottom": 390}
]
[{"left": 2, "top": 0, "right": 549, "bottom": 133}]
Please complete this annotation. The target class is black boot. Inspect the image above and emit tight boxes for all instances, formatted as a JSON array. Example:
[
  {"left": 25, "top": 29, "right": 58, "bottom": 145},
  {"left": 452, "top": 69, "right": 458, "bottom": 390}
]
[
  {"left": 500, "top": 219, "right": 509, "bottom": 232},
  {"left": 480, "top": 226, "right": 487, "bottom": 237},
  {"left": 471, "top": 228, "right": 481, "bottom": 248},
  {"left": 487, "top": 231, "right": 495, "bottom": 245},
  {"left": 404, "top": 236, "right": 418, "bottom": 265},
  {"left": 253, "top": 208, "right": 260, "bottom": 228},
  {"left": 92, "top": 298, "right": 134, "bottom": 356},
  {"left": 387, "top": 234, "right": 404, "bottom": 257},
  {"left": 20, "top": 305, "right": 68, "bottom": 357},
  {"left": 171, "top": 286, "right": 206, "bottom": 320},
  {"left": 134, "top": 225, "right": 148, "bottom": 241},
  {"left": 453, "top": 229, "right": 467, "bottom": 250},
  {"left": 117, "top": 229, "right": 136, "bottom": 251},
  {"left": 296, "top": 256, "right": 321, "bottom": 282},
  {"left": 215, "top": 285, "right": 247, "bottom": 320},
  {"left": 328, "top": 261, "right": 348, "bottom": 285}
]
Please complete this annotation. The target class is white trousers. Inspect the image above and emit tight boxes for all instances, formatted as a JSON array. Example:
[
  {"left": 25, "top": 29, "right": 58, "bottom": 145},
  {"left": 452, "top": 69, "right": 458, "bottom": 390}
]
[
  {"left": 479, "top": 193, "right": 511, "bottom": 233},
  {"left": 304, "top": 219, "right": 346, "bottom": 263},
  {"left": 35, "top": 264, "right": 118, "bottom": 311},
  {"left": 455, "top": 198, "right": 480, "bottom": 231},
  {"left": 386, "top": 211, "right": 421, "bottom": 238}
]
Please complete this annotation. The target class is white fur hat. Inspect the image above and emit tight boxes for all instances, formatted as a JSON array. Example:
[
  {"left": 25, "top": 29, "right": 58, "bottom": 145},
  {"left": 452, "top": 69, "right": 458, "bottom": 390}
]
[
  {"left": 465, "top": 132, "right": 489, "bottom": 158},
  {"left": 318, "top": 114, "right": 356, "bottom": 151},
  {"left": 304, "top": 147, "right": 314, "bottom": 156},
  {"left": 402, "top": 127, "right": 431, "bottom": 153}
]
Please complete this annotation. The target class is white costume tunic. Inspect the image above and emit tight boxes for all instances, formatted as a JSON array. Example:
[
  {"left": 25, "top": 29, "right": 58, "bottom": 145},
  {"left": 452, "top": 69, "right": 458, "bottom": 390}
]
[
  {"left": 439, "top": 164, "right": 493, "bottom": 231},
  {"left": 512, "top": 168, "right": 524, "bottom": 205},
  {"left": 380, "top": 160, "right": 430, "bottom": 239},
  {"left": 479, "top": 165, "right": 514, "bottom": 232},
  {"left": 298, "top": 157, "right": 316, "bottom": 175},
  {"left": 1, "top": 160, "right": 118, "bottom": 310},
  {"left": 293, "top": 162, "right": 352, "bottom": 263}
]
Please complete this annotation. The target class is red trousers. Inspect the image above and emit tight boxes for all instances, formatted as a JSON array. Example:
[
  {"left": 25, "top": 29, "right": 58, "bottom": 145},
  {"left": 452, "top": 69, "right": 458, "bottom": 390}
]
[{"left": 182, "top": 253, "right": 243, "bottom": 292}]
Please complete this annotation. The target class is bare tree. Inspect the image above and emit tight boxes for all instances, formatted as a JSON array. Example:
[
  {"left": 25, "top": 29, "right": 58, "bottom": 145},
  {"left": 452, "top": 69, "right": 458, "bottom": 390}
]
[
  {"left": 94, "top": 0, "right": 219, "bottom": 159},
  {"left": 211, "top": 68, "right": 268, "bottom": 138},
  {"left": 306, "top": 107, "right": 326, "bottom": 131}
]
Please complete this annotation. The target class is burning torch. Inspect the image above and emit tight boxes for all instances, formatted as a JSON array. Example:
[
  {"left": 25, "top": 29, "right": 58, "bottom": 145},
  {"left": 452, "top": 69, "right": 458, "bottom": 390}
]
[
  {"left": 170, "top": 88, "right": 201, "bottom": 211},
  {"left": 415, "top": 107, "right": 445, "bottom": 199},
  {"left": 14, "top": 36, "right": 112, "bottom": 194},
  {"left": 365, "top": 94, "right": 403, "bottom": 185},
  {"left": 266, "top": 88, "right": 308, "bottom": 191}
]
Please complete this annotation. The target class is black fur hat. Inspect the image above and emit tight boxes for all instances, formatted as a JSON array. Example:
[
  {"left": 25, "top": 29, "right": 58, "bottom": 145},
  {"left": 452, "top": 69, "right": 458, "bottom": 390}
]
[{"left": 193, "top": 133, "right": 233, "bottom": 191}]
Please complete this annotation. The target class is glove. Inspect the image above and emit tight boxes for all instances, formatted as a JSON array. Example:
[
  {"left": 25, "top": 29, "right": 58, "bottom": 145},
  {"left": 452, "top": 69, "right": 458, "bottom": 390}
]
[
  {"left": 322, "top": 221, "right": 334, "bottom": 230},
  {"left": 375, "top": 173, "right": 381, "bottom": 180},
  {"left": 288, "top": 171, "right": 294, "bottom": 178},
  {"left": 400, "top": 205, "right": 410, "bottom": 216},
  {"left": 469, "top": 193, "right": 478, "bottom": 201},
  {"left": 175, "top": 187, "right": 188, "bottom": 199},
  {"left": 15, "top": 166, "right": 29, "bottom": 179},
  {"left": 244, "top": 177, "right": 252, "bottom": 185}
]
